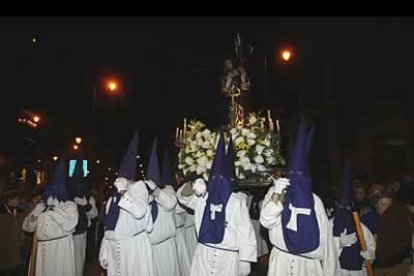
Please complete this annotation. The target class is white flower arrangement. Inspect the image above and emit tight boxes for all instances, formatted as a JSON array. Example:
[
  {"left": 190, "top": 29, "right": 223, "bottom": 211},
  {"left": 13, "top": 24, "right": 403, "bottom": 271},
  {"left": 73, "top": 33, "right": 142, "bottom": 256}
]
[{"left": 178, "top": 113, "right": 285, "bottom": 181}]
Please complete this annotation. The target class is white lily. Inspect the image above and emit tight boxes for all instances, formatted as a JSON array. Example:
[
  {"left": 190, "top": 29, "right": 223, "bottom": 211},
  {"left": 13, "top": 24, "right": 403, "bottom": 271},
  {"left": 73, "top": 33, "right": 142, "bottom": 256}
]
[
  {"left": 266, "top": 156, "right": 275, "bottom": 164},
  {"left": 241, "top": 128, "right": 250, "bottom": 137},
  {"left": 196, "top": 165, "right": 207, "bottom": 175},
  {"left": 263, "top": 138, "right": 271, "bottom": 147},
  {"left": 196, "top": 156, "right": 209, "bottom": 167},
  {"left": 236, "top": 150, "right": 247, "bottom": 157},
  {"left": 254, "top": 155, "right": 265, "bottom": 164},
  {"left": 206, "top": 160, "right": 213, "bottom": 169},
  {"left": 235, "top": 136, "right": 245, "bottom": 146},
  {"left": 196, "top": 132, "right": 203, "bottom": 140},
  {"left": 256, "top": 144, "right": 265, "bottom": 155},
  {"left": 202, "top": 141, "right": 210, "bottom": 149},
  {"left": 202, "top": 129, "right": 211, "bottom": 138},
  {"left": 189, "top": 164, "right": 197, "bottom": 172},
  {"left": 247, "top": 139, "right": 256, "bottom": 146},
  {"left": 185, "top": 157, "right": 194, "bottom": 165},
  {"left": 248, "top": 115, "right": 257, "bottom": 125}
]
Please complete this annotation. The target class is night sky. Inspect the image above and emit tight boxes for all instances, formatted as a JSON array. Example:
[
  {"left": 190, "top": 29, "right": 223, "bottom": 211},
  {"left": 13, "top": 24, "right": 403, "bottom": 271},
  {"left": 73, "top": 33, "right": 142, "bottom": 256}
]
[{"left": 2, "top": 16, "right": 414, "bottom": 169}]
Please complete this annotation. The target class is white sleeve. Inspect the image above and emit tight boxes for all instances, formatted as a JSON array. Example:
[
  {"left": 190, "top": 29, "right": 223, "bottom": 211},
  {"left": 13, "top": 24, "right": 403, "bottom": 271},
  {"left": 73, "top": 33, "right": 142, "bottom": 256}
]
[
  {"left": 237, "top": 199, "right": 258, "bottom": 262},
  {"left": 118, "top": 182, "right": 149, "bottom": 219},
  {"left": 86, "top": 196, "right": 98, "bottom": 220},
  {"left": 153, "top": 185, "right": 177, "bottom": 212},
  {"left": 362, "top": 222, "right": 376, "bottom": 262},
  {"left": 47, "top": 201, "right": 79, "bottom": 233},
  {"left": 260, "top": 187, "right": 284, "bottom": 229},
  {"left": 176, "top": 182, "right": 203, "bottom": 211},
  {"left": 329, "top": 218, "right": 343, "bottom": 259},
  {"left": 22, "top": 202, "right": 45, "bottom": 232},
  {"left": 317, "top": 198, "right": 341, "bottom": 276},
  {"left": 99, "top": 237, "right": 109, "bottom": 269}
]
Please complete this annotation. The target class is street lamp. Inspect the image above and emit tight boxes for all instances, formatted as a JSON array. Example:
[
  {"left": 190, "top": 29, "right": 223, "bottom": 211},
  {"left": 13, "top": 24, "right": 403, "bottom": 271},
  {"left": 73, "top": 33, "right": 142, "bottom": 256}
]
[
  {"left": 52, "top": 156, "right": 58, "bottom": 161},
  {"left": 281, "top": 49, "right": 292, "bottom": 62},
  {"left": 73, "top": 144, "right": 79, "bottom": 151},
  {"left": 75, "top": 137, "right": 82, "bottom": 144},
  {"left": 89, "top": 77, "right": 121, "bottom": 158},
  {"left": 106, "top": 80, "right": 118, "bottom": 94},
  {"left": 33, "top": 115, "right": 40, "bottom": 123}
]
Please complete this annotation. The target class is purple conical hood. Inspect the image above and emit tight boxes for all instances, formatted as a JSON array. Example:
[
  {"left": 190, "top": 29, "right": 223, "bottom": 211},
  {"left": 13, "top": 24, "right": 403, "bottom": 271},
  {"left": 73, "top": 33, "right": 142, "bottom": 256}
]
[
  {"left": 147, "top": 137, "right": 162, "bottom": 187},
  {"left": 117, "top": 131, "right": 139, "bottom": 181}
]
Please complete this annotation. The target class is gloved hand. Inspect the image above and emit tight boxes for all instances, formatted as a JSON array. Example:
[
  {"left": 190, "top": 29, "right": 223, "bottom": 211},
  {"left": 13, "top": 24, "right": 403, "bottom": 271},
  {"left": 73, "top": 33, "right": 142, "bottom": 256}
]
[
  {"left": 128, "top": 181, "right": 147, "bottom": 199},
  {"left": 46, "top": 196, "right": 54, "bottom": 207},
  {"left": 273, "top": 177, "right": 290, "bottom": 194},
  {"left": 114, "top": 177, "right": 130, "bottom": 192},
  {"left": 74, "top": 196, "right": 88, "bottom": 206},
  {"left": 238, "top": 261, "right": 251, "bottom": 276},
  {"left": 145, "top": 180, "right": 158, "bottom": 191},
  {"left": 340, "top": 229, "right": 358, "bottom": 248},
  {"left": 360, "top": 250, "right": 374, "bottom": 261},
  {"left": 32, "top": 202, "right": 46, "bottom": 216},
  {"left": 193, "top": 178, "right": 207, "bottom": 196}
]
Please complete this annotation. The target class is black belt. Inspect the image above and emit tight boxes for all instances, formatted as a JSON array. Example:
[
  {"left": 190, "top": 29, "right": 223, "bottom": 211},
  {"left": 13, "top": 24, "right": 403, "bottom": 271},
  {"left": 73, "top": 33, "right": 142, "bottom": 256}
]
[
  {"left": 273, "top": 246, "right": 314, "bottom": 260},
  {"left": 199, "top": 242, "right": 239, "bottom": 253},
  {"left": 38, "top": 235, "right": 71, "bottom": 242}
]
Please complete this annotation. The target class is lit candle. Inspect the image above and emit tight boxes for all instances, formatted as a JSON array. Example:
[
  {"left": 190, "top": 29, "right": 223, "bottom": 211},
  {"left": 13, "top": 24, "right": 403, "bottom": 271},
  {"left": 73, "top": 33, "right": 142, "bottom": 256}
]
[
  {"left": 269, "top": 119, "right": 274, "bottom": 132},
  {"left": 175, "top": 127, "right": 179, "bottom": 143},
  {"left": 183, "top": 119, "right": 187, "bottom": 139}
]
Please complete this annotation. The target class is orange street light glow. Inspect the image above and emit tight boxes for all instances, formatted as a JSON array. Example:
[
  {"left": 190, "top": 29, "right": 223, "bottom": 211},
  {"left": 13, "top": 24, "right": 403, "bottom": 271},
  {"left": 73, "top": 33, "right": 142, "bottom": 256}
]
[
  {"left": 33, "top": 116, "right": 40, "bottom": 123},
  {"left": 73, "top": 145, "right": 79, "bottom": 150},
  {"left": 107, "top": 80, "right": 118, "bottom": 93},
  {"left": 281, "top": 49, "right": 292, "bottom": 62},
  {"left": 75, "top": 137, "right": 82, "bottom": 144}
]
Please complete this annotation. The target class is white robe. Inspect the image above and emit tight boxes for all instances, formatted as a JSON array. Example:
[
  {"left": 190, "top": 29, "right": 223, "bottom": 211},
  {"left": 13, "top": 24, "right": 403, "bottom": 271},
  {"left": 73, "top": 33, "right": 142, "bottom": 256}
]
[
  {"left": 73, "top": 196, "right": 99, "bottom": 276},
  {"left": 183, "top": 212, "right": 198, "bottom": 258},
  {"left": 99, "top": 182, "right": 154, "bottom": 276},
  {"left": 177, "top": 184, "right": 257, "bottom": 276},
  {"left": 329, "top": 219, "right": 376, "bottom": 276},
  {"left": 175, "top": 200, "right": 192, "bottom": 276},
  {"left": 260, "top": 186, "right": 340, "bottom": 276},
  {"left": 23, "top": 201, "right": 79, "bottom": 276},
  {"left": 148, "top": 185, "right": 180, "bottom": 276},
  {"left": 245, "top": 195, "right": 269, "bottom": 257}
]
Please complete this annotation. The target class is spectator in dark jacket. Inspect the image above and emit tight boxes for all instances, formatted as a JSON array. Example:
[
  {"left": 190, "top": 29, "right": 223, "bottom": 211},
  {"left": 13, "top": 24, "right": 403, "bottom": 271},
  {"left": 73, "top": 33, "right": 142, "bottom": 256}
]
[{"left": 374, "top": 188, "right": 413, "bottom": 276}]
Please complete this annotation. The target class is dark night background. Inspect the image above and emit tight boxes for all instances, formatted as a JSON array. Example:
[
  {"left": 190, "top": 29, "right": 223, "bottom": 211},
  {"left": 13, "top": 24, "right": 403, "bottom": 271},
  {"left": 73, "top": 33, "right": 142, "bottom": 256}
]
[{"left": 1, "top": 16, "right": 414, "bottom": 191}]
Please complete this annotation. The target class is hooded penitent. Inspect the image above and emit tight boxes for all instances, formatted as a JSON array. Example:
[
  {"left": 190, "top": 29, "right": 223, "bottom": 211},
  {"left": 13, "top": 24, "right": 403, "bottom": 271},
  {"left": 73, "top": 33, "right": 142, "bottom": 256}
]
[
  {"left": 147, "top": 137, "right": 162, "bottom": 222},
  {"left": 333, "top": 160, "right": 364, "bottom": 270},
  {"left": 161, "top": 149, "right": 174, "bottom": 188},
  {"left": 281, "top": 118, "right": 320, "bottom": 254},
  {"left": 104, "top": 131, "right": 139, "bottom": 231},
  {"left": 198, "top": 132, "right": 233, "bottom": 244},
  {"left": 69, "top": 157, "right": 91, "bottom": 235},
  {"left": 42, "top": 156, "right": 70, "bottom": 204}
]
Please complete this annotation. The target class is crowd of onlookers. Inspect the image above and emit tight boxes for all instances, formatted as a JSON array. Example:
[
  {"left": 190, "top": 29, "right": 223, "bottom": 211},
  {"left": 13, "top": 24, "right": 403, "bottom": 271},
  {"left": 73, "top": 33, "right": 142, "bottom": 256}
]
[
  {"left": 0, "top": 177, "right": 104, "bottom": 276},
  {"left": 350, "top": 174, "right": 414, "bottom": 275}
]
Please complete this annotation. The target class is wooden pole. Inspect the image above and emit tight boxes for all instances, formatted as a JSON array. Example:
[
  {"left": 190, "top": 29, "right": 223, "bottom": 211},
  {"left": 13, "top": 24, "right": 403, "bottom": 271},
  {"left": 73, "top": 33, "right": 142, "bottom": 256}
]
[
  {"left": 352, "top": 211, "right": 374, "bottom": 276},
  {"left": 27, "top": 230, "right": 37, "bottom": 276}
]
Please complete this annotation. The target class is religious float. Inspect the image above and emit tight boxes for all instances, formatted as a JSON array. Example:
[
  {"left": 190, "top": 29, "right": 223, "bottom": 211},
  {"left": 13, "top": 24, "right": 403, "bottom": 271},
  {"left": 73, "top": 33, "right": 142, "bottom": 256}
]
[{"left": 175, "top": 34, "right": 285, "bottom": 188}]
